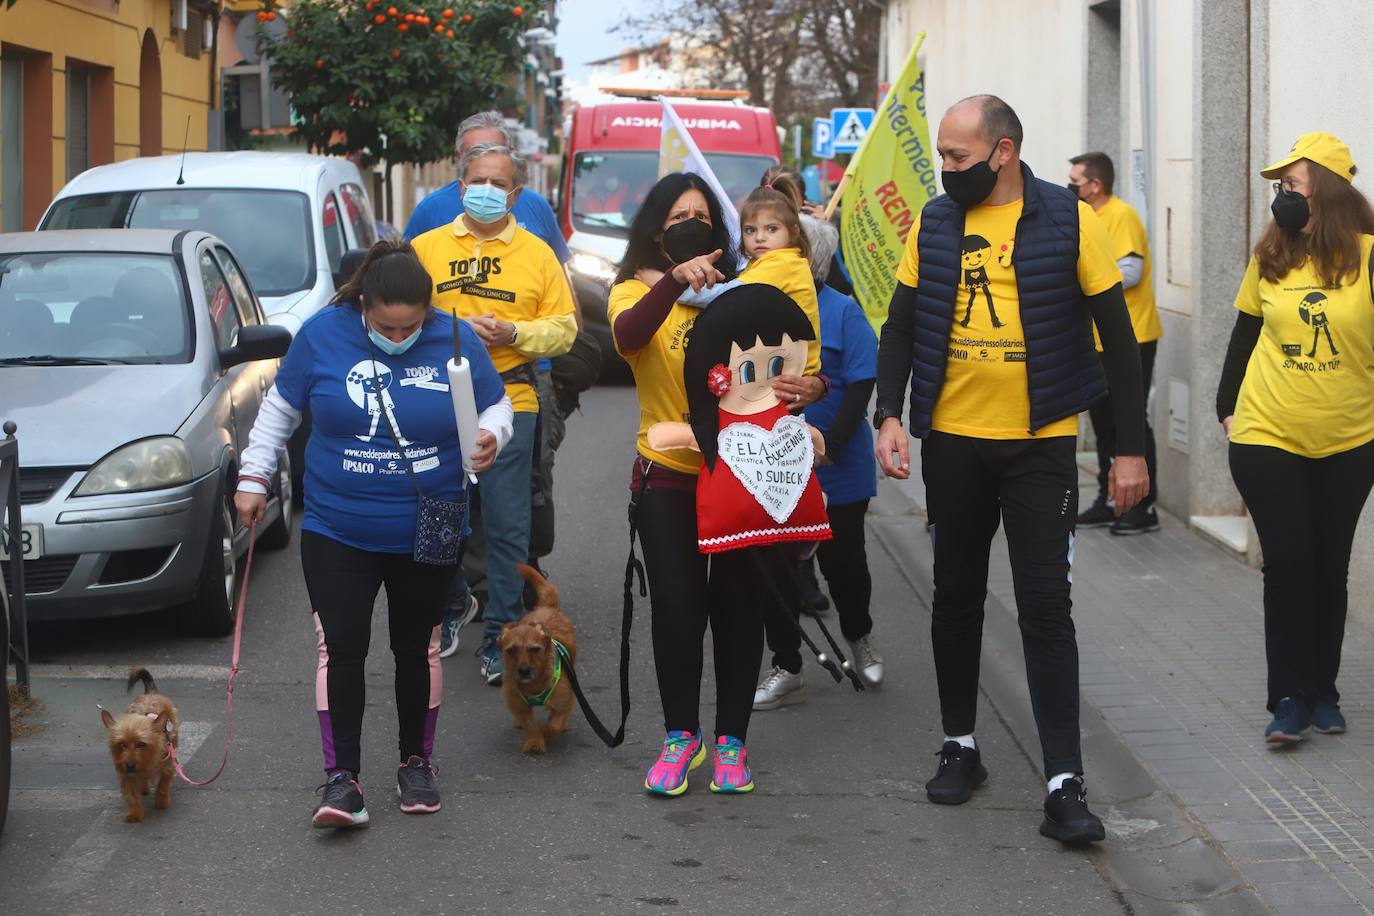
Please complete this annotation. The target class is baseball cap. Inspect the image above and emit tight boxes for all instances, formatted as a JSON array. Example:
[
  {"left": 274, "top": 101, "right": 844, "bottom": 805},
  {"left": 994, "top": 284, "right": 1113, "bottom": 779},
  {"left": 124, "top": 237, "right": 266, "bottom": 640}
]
[{"left": 1261, "top": 132, "right": 1356, "bottom": 183}]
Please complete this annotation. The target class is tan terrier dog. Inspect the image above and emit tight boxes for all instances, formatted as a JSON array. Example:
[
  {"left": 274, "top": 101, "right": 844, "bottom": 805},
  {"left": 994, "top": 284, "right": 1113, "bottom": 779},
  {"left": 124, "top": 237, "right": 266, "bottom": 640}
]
[
  {"left": 100, "top": 668, "right": 179, "bottom": 823},
  {"left": 499, "top": 565, "right": 578, "bottom": 754}
]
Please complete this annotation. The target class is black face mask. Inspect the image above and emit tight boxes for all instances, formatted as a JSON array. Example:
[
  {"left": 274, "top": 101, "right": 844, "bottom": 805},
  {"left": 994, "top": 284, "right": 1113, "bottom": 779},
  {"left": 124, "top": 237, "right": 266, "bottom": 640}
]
[
  {"left": 1272, "top": 188, "right": 1310, "bottom": 231},
  {"left": 661, "top": 218, "right": 715, "bottom": 264},
  {"left": 1067, "top": 181, "right": 1084, "bottom": 198},
  {"left": 943, "top": 145, "right": 1004, "bottom": 209}
]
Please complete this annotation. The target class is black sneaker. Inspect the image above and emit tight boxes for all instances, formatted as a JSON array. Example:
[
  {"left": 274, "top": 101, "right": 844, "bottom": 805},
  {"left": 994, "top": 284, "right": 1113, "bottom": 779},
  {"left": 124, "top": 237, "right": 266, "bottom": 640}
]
[
  {"left": 926, "top": 741, "right": 988, "bottom": 805},
  {"left": 313, "top": 769, "right": 368, "bottom": 828},
  {"left": 1039, "top": 777, "right": 1106, "bottom": 844},
  {"left": 1265, "top": 696, "right": 1312, "bottom": 744},
  {"left": 1110, "top": 505, "right": 1160, "bottom": 535},
  {"left": 1076, "top": 500, "right": 1115, "bottom": 528},
  {"left": 396, "top": 755, "right": 441, "bottom": 814}
]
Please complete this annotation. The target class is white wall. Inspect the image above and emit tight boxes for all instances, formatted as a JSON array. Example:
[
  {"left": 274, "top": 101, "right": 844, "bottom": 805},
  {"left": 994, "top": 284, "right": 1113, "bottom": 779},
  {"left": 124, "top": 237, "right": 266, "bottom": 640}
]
[{"left": 884, "top": 0, "right": 1087, "bottom": 184}]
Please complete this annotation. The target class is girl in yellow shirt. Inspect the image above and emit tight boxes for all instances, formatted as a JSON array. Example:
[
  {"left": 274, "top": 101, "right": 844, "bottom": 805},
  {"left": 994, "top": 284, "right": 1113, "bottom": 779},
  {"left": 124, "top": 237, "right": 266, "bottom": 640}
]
[
  {"left": 1217, "top": 132, "right": 1374, "bottom": 744},
  {"left": 736, "top": 183, "right": 823, "bottom": 378}
]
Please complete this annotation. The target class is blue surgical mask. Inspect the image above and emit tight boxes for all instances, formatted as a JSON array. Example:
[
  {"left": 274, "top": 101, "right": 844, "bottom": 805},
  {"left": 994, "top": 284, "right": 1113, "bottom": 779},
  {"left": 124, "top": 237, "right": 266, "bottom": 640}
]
[
  {"left": 368, "top": 325, "right": 422, "bottom": 355},
  {"left": 463, "top": 183, "right": 511, "bottom": 223}
]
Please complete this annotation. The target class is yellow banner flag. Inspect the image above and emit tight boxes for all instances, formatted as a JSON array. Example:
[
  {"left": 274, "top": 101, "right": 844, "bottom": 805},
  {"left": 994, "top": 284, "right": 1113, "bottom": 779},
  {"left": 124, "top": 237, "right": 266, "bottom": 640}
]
[{"left": 840, "top": 35, "right": 937, "bottom": 333}]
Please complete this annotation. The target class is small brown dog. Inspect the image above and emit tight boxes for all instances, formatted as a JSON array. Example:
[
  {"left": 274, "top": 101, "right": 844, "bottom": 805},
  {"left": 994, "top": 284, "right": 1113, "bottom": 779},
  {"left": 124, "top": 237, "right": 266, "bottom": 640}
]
[
  {"left": 100, "top": 668, "right": 179, "bottom": 823},
  {"left": 499, "top": 565, "right": 578, "bottom": 754}
]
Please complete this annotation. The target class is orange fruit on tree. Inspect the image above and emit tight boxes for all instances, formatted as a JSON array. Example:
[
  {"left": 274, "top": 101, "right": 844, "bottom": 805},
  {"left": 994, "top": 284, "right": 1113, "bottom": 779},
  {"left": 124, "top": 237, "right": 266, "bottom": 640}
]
[
  {"left": 256, "top": 10, "right": 267, "bottom": 20},
  {"left": 461, "top": 13, "right": 471, "bottom": 22},
  {"left": 265, "top": 10, "right": 276, "bottom": 19},
  {"left": 392, "top": 48, "right": 401, "bottom": 58},
  {"left": 314, "top": 58, "right": 325, "bottom": 69},
  {"left": 398, "top": 22, "right": 408, "bottom": 30},
  {"left": 418, "top": 15, "right": 429, "bottom": 25},
  {"left": 387, "top": 5, "right": 398, "bottom": 14},
  {"left": 441, "top": 8, "right": 453, "bottom": 18},
  {"left": 445, "top": 28, "right": 454, "bottom": 37},
  {"left": 374, "top": 13, "right": 386, "bottom": 22},
  {"left": 434, "top": 23, "right": 444, "bottom": 32},
  {"left": 513, "top": 5, "right": 522, "bottom": 16}
]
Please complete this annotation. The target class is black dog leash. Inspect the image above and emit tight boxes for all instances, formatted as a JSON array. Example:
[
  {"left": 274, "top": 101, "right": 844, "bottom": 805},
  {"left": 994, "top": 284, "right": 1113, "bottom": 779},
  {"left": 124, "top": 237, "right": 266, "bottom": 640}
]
[
  {"left": 560, "top": 461, "right": 651, "bottom": 747},
  {"left": 750, "top": 546, "right": 866, "bottom": 692}
]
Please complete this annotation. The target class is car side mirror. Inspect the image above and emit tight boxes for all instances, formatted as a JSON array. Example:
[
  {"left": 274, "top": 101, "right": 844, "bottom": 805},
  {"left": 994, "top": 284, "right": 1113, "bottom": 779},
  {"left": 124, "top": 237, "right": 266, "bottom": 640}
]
[
  {"left": 334, "top": 248, "right": 369, "bottom": 292},
  {"left": 220, "top": 324, "right": 293, "bottom": 370}
]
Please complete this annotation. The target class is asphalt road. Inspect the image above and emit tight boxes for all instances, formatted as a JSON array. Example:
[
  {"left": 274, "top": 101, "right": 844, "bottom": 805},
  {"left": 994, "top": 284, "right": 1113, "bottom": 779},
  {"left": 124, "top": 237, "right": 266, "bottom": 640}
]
[{"left": 1, "top": 385, "right": 1129, "bottom": 915}]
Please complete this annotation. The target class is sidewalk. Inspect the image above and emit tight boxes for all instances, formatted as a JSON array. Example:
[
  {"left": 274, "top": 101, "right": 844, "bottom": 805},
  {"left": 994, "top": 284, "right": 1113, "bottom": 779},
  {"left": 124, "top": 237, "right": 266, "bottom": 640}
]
[{"left": 878, "top": 451, "right": 1374, "bottom": 916}]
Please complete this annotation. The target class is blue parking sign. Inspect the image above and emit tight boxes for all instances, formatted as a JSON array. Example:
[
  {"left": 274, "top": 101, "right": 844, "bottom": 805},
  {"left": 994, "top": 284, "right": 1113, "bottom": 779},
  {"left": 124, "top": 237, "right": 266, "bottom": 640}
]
[
  {"left": 813, "top": 117, "right": 834, "bottom": 159},
  {"left": 831, "top": 108, "right": 875, "bottom": 153}
]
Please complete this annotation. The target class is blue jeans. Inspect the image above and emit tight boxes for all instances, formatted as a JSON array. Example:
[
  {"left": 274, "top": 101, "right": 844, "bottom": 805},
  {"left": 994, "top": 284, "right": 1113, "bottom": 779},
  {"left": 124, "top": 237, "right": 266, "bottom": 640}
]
[{"left": 478, "top": 411, "right": 537, "bottom": 652}]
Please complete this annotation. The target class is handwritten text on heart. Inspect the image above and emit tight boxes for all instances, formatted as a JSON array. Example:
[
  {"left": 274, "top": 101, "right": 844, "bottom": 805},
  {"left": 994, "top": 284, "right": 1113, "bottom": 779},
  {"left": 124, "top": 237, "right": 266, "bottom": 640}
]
[{"left": 717, "top": 416, "right": 814, "bottom": 524}]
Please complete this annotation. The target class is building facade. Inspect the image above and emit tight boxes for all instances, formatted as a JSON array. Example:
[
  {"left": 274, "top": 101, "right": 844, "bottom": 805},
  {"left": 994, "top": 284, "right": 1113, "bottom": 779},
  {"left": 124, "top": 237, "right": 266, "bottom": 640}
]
[
  {"left": 0, "top": 0, "right": 216, "bottom": 231},
  {"left": 883, "top": 0, "right": 1374, "bottom": 620}
]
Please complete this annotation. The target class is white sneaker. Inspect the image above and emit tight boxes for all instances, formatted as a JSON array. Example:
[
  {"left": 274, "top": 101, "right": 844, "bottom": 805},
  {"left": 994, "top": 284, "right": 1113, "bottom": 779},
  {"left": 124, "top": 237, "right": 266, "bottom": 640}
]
[
  {"left": 753, "top": 666, "right": 806, "bottom": 710},
  {"left": 847, "top": 635, "right": 884, "bottom": 687},
  {"left": 438, "top": 594, "right": 480, "bottom": 659}
]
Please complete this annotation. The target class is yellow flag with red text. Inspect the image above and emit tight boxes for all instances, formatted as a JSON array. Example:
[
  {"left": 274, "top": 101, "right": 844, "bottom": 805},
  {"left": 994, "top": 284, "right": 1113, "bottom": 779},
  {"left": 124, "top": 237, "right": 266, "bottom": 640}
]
[{"left": 840, "top": 35, "right": 937, "bottom": 333}]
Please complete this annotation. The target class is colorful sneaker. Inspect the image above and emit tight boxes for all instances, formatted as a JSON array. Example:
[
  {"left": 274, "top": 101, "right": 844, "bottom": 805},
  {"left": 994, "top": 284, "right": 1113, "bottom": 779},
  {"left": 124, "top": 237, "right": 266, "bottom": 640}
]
[
  {"left": 396, "top": 755, "right": 441, "bottom": 813},
  {"left": 709, "top": 736, "right": 755, "bottom": 794},
  {"left": 312, "top": 769, "right": 368, "bottom": 828},
  {"left": 644, "top": 730, "right": 705, "bottom": 796}
]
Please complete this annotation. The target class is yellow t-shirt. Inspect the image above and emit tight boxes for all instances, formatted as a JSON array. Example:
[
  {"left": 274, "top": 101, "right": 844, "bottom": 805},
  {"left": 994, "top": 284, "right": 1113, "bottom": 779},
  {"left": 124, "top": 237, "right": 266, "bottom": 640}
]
[
  {"left": 411, "top": 218, "right": 576, "bottom": 412},
  {"left": 606, "top": 278, "right": 701, "bottom": 475},
  {"left": 1230, "top": 236, "right": 1374, "bottom": 458},
  {"left": 1093, "top": 195, "right": 1161, "bottom": 349},
  {"left": 894, "top": 198, "right": 1122, "bottom": 439},
  {"left": 737, "top": 247, "right": 822, "bottom": 375}
]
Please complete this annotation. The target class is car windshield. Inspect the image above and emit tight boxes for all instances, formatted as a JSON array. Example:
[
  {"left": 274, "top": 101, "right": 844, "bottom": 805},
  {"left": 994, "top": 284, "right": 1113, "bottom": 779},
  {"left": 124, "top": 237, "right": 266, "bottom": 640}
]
[
  {"left": 570, "top": 151, "right": 777, "bottom": 237},
  {"left": 45, "top": 189, "right": 314, "bottom": 297},
  {"left": 0, "top": 252, "right": 191, "bottom": 364}
]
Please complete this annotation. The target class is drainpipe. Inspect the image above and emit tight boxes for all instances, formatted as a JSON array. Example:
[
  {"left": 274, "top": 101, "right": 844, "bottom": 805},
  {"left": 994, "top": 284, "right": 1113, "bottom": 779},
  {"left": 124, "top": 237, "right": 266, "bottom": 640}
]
[{"left": 1136, "top": 0, "right": 1155, "bottom": 242}]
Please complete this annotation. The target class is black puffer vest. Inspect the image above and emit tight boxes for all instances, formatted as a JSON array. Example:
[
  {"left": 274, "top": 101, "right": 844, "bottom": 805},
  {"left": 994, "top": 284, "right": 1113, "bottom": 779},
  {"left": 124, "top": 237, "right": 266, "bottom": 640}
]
[{"left": 907, "top": 162, "right": 1107, "bottom": 437}]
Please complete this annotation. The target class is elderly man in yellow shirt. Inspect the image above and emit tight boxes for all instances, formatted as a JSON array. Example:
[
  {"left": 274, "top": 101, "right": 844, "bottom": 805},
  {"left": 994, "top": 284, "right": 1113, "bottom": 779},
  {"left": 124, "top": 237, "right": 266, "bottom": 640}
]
[{"left": 412, "top": 142, "right": 576, "bottom": 685}]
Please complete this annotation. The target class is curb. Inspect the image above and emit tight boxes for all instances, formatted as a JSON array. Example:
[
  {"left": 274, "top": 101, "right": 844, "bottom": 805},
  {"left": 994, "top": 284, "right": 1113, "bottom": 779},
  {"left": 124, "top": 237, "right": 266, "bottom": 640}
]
[{"left": 867, "top": 481, "right": 1272, "bottom": 916}]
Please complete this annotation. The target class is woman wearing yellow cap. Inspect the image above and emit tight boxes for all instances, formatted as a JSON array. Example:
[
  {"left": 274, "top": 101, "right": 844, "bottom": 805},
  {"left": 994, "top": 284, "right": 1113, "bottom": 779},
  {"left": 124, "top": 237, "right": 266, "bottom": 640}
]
[{"left": 1217, "top": 132, "right": 1374, "bottom": 745}]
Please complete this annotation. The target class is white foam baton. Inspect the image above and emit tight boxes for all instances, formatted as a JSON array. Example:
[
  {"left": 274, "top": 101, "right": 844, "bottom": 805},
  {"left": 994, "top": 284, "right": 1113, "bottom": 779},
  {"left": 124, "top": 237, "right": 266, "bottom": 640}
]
[{"left": 447, "top": 357, "right": 481, "bottom": 485}]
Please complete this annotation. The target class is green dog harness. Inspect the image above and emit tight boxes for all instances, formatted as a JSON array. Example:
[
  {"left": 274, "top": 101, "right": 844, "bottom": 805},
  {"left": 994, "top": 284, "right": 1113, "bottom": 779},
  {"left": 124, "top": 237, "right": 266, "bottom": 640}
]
[{"left": 519, "top": 639, "right": 571, "bottom": 707}]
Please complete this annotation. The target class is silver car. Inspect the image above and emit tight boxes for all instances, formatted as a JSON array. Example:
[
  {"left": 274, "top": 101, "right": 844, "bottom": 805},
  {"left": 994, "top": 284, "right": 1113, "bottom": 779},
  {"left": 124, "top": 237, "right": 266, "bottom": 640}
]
[{"left": 0, "top": 229, "right": 293, "bottom": 635}]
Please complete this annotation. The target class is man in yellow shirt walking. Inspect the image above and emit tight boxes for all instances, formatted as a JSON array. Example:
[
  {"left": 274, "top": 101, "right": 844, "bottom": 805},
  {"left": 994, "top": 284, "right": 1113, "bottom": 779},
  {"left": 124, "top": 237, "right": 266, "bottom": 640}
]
[
  {"left": 874, "top": 96, "right": 1149, "bottom": 844},
  {"left": 412, "top": 143, "right": 576, "bottom": 685},
  {"left": 1069, "top": 152, "right": 1164, "bottom": 535}
]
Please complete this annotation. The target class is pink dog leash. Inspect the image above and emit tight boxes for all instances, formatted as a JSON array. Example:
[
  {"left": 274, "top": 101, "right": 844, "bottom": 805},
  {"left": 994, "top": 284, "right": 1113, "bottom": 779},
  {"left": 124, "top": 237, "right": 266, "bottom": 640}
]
[{"left": 169, "top": 518, "right": 256, "bottom": 786}]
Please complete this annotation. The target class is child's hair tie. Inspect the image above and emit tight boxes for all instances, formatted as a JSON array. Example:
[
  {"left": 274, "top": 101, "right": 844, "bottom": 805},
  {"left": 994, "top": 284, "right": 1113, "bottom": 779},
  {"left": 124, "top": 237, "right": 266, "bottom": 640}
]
[{"left": 707, "top": 363, "right": 732, "bottom": 397}]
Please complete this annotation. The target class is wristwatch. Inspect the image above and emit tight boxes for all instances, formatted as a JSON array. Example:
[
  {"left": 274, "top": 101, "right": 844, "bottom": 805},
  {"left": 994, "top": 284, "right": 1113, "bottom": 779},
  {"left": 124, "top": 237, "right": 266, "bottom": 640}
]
[
  {"left": 508, "top": 324, "right": 519, "bottom": 345},
  {"left": 872, "top": 405, "right": 902, "bottom": 429}
]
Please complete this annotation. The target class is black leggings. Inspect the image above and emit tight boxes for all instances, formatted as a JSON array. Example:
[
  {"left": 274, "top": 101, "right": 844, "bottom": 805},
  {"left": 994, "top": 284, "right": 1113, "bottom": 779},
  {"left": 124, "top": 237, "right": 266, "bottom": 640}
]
[
  {"left": 1089, "top": 339, "right": 1158, "bottom": 507},
  {"left": 636, "top": 486, "right": 765, "bottom": 741},
  {"left": 922, "top": 432, "right": 1082, "bottom": 779},
  {"left": 764, "top": 499, "right": 874, "bottom": 673},
  {"left": 1229, "top": 439, "right": 1374, "bottom": 711},
  {"left": 300, "top": 531, "right": 451, "bottom": 775}
]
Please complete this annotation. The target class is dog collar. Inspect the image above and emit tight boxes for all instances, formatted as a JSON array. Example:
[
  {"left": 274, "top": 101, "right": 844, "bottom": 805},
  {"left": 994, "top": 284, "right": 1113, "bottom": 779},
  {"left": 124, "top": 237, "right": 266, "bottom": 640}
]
[{"left": 518, "top": 639, "right": 570, "bottom": 708}]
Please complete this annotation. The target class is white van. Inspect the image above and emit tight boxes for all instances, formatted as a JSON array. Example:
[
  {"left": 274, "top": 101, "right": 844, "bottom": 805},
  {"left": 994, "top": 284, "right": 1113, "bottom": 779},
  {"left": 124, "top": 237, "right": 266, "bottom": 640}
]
[{"left": 41, "top": 151, "right": 378, "bottom": 337}]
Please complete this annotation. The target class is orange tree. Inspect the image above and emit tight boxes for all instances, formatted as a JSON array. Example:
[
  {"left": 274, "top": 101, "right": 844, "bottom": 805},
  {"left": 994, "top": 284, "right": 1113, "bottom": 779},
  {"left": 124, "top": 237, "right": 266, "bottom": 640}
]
[{"left": 261, "top": 0, "right": 529, "bottom": 168}]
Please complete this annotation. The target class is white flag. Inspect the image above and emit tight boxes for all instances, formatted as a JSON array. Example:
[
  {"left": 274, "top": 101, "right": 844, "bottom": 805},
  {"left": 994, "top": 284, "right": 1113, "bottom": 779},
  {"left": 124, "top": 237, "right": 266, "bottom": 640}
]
[{"left": 657, "top": 96, "right": 741, "bottom": 252}]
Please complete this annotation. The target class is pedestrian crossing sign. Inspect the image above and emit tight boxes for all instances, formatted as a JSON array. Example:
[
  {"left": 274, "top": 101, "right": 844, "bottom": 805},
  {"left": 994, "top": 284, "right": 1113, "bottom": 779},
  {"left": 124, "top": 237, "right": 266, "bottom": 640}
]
[{"left": 831, "top": 108, "right": 875, "bottom": 153}]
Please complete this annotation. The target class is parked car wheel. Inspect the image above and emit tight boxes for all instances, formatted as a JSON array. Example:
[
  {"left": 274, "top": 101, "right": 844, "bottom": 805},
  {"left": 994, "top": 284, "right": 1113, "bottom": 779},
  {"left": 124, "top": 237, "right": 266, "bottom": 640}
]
[
  {"left": 258, "top": 452, "right": 293, "bottom": 551},
  {"left": 181, "top": 486, "right": 242, "bottom": 637}
]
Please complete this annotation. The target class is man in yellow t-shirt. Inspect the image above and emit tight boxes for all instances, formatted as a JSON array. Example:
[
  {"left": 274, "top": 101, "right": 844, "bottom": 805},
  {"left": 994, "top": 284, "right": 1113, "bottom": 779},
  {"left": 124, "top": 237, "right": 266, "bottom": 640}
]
[
  {"left": 1070, "top": 151, "right": 1163, "bottom": 534},
  {"left": 874, "top": 95, "right": 1149, "bottom": 845},
  {"left": 411, "top": 142, "right": 575, "bottom": 686}
]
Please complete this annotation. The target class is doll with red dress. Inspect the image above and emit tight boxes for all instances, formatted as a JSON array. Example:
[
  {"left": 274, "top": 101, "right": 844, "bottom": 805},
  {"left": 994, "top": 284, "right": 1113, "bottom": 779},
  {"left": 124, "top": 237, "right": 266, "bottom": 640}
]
[{"left": 647, "top": 285, "right": 831, "bottom": 553}]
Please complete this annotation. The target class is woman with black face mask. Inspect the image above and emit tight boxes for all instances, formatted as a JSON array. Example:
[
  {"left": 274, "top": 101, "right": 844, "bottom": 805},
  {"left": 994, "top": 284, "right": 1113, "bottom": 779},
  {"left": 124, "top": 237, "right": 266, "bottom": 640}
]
[
  {"left": 606, "top": 172, "right": 782, "bottom": 797},
  {"left": 1217, "top": 132, "right": 1374, "bottom": 746}
]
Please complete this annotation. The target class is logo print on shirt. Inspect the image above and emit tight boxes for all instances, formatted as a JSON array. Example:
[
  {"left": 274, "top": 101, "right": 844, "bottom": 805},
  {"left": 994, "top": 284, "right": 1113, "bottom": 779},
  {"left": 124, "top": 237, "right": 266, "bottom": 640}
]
[
  {"left": 960, "top": 234, "right": 1004, "bottom": 328},
  {"left": 1298, "top": 291, "right": 1339, "bottom": 358},
  {"left": 345, "top": 359, "right": 409, "bottom": 444}
]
